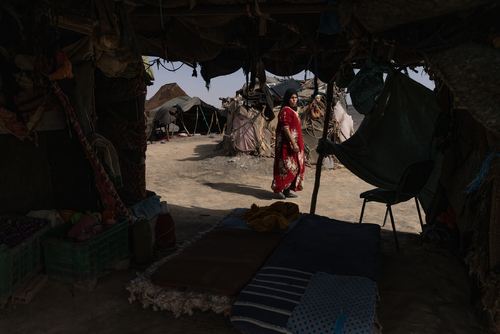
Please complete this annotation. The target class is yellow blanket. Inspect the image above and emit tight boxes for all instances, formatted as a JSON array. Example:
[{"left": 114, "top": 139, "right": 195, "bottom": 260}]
[{"left": 238, "top": 201, "right": 300, "bottom": 232}]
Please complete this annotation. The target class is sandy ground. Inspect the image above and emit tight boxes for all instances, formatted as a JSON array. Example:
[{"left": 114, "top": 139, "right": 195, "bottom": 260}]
[{"left": 0, "top": 119, "right": 485, "bottom": 333}]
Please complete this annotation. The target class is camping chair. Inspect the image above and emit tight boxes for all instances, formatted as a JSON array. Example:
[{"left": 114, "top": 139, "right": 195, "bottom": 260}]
[{"left": 358, "top": 160, "right": 435, "bottom": 250}]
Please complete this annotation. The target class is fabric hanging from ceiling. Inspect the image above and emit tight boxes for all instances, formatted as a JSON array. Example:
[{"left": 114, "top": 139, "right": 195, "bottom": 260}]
[
  {"left": 50, "top": 79, "right": 131, "bottom": 218},
  {"left": 328, "top": 72, "right": 443, "bottom": 211}
]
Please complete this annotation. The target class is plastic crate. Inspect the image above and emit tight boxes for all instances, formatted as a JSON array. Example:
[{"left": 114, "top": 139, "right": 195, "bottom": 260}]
[
  {"left": 0, "top": 218, "right": 50, "bottom": 300},
  {"left": 42, "top": 217, "right": 129, "bottom": 285}
]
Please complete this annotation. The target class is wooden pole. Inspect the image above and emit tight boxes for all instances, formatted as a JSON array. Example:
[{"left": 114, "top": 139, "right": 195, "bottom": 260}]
[
  {"left": 310, "top": 83, "right": 334, "bottom": 214},
  {"left": 194, "top": 107, "right": 198, "bottom": 134},
  {"left": 215, "top": 111, "right": 222, "bottom": 134},
  {"left": 179, "top": 116, "right": 191, "bottom": 135},
  {"left": 165, "top": 124, "right": 170, "bottom": 141}
]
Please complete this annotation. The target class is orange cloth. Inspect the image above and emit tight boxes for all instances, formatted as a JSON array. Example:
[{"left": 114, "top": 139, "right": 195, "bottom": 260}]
[{"left": 238, "top": 201, "right": 300, "bottom": 232}]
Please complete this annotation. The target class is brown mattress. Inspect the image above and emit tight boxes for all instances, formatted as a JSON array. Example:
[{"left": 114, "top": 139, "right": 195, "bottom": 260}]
[{"left": 151, "top": 227, "right": 286, "bottom": 295}]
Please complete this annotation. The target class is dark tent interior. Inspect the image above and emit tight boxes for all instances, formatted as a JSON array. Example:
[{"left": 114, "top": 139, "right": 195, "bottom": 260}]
[{"left": 1, "top": 0, "right": 500, "bottom": 332}]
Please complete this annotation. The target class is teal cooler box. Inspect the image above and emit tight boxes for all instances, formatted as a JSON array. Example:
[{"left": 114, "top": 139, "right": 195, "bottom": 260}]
[
  {"left": 0, "top": 218, "right": 50, "bottom": 302},
  {"left": 42, "top": 217, "right": 130, "bottom": 285}
]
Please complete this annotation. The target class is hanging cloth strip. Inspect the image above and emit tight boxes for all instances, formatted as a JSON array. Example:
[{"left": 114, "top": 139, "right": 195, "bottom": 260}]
[
  {"left": 49, "top": 78, "right": 132, "bottom": 221},
  {"left": 466, "top": 151, "right": 500, "bottom": 194}
]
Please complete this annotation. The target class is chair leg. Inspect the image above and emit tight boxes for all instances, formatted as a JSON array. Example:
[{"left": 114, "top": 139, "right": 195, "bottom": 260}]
[
  {"left": 359, "top": 199, "right": 368, "bottom": 224},
  {"left": 387, "top": 205, "right": 400, "bottom": 251},
  {"left": 382, "top": 207, "right": 389, "bottom": 227},
  {"left": 415, "top": 197, "right": 425, "bottom": 231}
]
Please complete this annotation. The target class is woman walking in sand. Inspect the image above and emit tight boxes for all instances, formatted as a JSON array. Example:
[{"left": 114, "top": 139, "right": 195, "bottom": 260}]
[{"left": 272, "top": 88, "right": 305, "bottom": 199}]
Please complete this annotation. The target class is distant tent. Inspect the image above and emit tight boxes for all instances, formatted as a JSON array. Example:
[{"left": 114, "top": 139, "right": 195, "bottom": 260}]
[
  {"left": 218, "top": 77, "right": 354, "bottom": 164},
  {"left": 145, "top": 83, "right": 188, "bottom": 113},
  {"left": 218, "top": 83, "right": 277, "bottom": 157},
  {"left": 176, "top": 97, "right": 225, "bottom": 135},
  {"left": 269, "top": 79, "right": 302, "bottom": 98},
  {"left": 147, "top": 96, "right": 225, "bottom": 140},
  {"left": 146, "top": 96, "right": 190, "bottom": 140}
]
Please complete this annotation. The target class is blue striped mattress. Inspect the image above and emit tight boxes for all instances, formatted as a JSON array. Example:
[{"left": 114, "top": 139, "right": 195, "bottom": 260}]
[{"left": 230, "top": 214, "right": 381, "bottom": 334}]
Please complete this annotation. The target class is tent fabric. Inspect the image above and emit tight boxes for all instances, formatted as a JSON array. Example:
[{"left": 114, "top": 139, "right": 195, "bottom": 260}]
[
  {"left": 149, "top": 96, "right": 190, "bottom": 113},
  {"left": 153, "top": 105, "right": 178, "bottom": 126},
  {"left": 328, "top": 72, "right": 443, "bottom": 211},
  {"left": 270, "top": 79, "right": 302, "bottom": 99},
  {"left": 176, "top": 96, "right": 218, "bottom": 113},
  {"left": 347, "top": 57, "right": 392, "bottom": 115}
]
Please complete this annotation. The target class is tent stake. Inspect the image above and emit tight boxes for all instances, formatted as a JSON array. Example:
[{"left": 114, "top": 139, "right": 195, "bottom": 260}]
[{"left": 310, "top": 82, "right": 333, "bottom": 214}]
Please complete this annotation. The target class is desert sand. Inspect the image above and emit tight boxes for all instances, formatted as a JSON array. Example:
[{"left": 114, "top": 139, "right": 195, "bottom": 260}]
[{"left": 0, "top": 131, "right": 484, "bottom": 333}]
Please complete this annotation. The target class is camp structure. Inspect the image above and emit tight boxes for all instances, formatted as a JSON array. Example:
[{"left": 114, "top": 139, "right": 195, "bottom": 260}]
[
  {"left": 217, "top": 80, "right": 276, "bottom": 156},
  {"left": 145, "top": 82, "right": 188, "bottom": 113},
  {"left": 144, "top": 83, "right": 189, "bottom": 140},
  {"left": 146, "top": 95, "right": 190, "bottom": 140},
  {"left": 174, "top": 97, "right": 225, "bottom": 135},
  {"left": 218, "top": 77, "right": 354, "bottom": 166},
  {"left": 1, "top": 0, "right": 500, "bottom": 332}
]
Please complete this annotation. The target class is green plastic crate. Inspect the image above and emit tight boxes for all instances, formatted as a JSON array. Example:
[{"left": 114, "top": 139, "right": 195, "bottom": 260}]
[
  {"left": 42, "top": 217, "right": 129, "bottom": 284},
  {"left": 0, "top": 218, "right": 50, "bottom": 300}
]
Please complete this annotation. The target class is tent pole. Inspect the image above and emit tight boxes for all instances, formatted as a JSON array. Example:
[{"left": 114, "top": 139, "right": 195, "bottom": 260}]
[
  {"left": 179, "top": 116, "right": 191, "bottom": 135},
  {"left": 215, "top": 110, "right": 222, "bottom": 134},
  {"left": 194, "top": 107, "right": 198, "bottom": 134},
  {"left": 198, "top": 105, "right": 213, "bottom": 137},
  {"left": 209, "top": 112, "right": 214, "bottom": 130},
  {"left": 310, "top": 82, "right": 334, "bottom": 214}
]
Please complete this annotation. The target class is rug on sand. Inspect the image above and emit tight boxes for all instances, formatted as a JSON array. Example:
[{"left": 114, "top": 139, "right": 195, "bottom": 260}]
[{"left": 127, "top": 207, "right": 295, "bottom": 317}]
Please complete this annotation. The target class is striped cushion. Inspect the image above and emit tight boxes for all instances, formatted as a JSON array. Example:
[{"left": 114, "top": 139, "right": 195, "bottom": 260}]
[{"left": 231, "top": 267, "right": 314, "bottom": 334}]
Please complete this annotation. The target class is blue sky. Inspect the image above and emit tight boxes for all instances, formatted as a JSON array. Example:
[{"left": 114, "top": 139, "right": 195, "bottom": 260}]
[{"left": 146, "top": 60, "right": 435, "bottom": 108}]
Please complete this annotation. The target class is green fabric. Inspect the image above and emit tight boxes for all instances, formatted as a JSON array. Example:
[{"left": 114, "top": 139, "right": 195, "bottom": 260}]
[{"left": 347, "top": 57, "right": 391, "bottom": 114}]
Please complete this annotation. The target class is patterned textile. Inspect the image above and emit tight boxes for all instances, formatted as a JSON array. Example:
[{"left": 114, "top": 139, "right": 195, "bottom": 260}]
[
  {"left": 230, "top": 216, "right": 381, "bottom": 334},
  {"left": 50, "top": 79, "right": 131, "bottom": 219},
  {"left": 218, "top": 208, "right": 301, "bottom": 233},
  {"left": 231, "top": 266, "right": 314, "bottom": 334},
  {"left": 287, "top": 273, "right": 377, "bottom": 334},
  {"left": 272, "top": 106, "right": 305, "bottom": 194},
  {"left": 0, "top": 88, "right": 58, "bottom": 141}
]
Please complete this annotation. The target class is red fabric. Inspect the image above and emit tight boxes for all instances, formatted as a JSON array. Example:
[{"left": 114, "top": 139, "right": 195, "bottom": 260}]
[
  {"left": 272, "top": 106, "right": 305, "bottom": 193},
  {"left": 437, "top": 204, "right": 456, "bottom": 230},
  {"left": 50, "top": 79, "right": 131, "bottom": 220}
]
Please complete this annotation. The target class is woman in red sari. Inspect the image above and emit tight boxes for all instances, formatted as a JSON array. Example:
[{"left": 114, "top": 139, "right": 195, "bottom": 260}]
[{"left": 272, "top": 88, "right": 305, "bottom": 199}]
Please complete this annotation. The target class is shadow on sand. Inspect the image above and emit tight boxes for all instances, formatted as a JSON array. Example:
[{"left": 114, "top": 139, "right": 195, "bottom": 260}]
[
  {"left": 177, "top": 143, "right": 221, "bottom": 161},
  {"left": 202, "top": 182, "right": 279, "bottom": 200}
]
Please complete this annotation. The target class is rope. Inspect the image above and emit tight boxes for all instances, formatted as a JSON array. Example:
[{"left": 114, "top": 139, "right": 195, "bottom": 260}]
[{"left": 466, "top": 151, "right": 500, "bottom": 194}]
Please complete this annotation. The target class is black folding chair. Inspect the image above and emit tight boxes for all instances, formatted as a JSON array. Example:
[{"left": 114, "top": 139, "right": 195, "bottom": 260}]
[{"left": 358, "top": 160, "right": 435, "bottom": 250}]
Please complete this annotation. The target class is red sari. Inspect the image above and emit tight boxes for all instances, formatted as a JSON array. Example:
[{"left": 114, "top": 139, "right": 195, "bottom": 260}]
[{"left": 272, "top": 106, "right": 305, "bottom": 193}]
